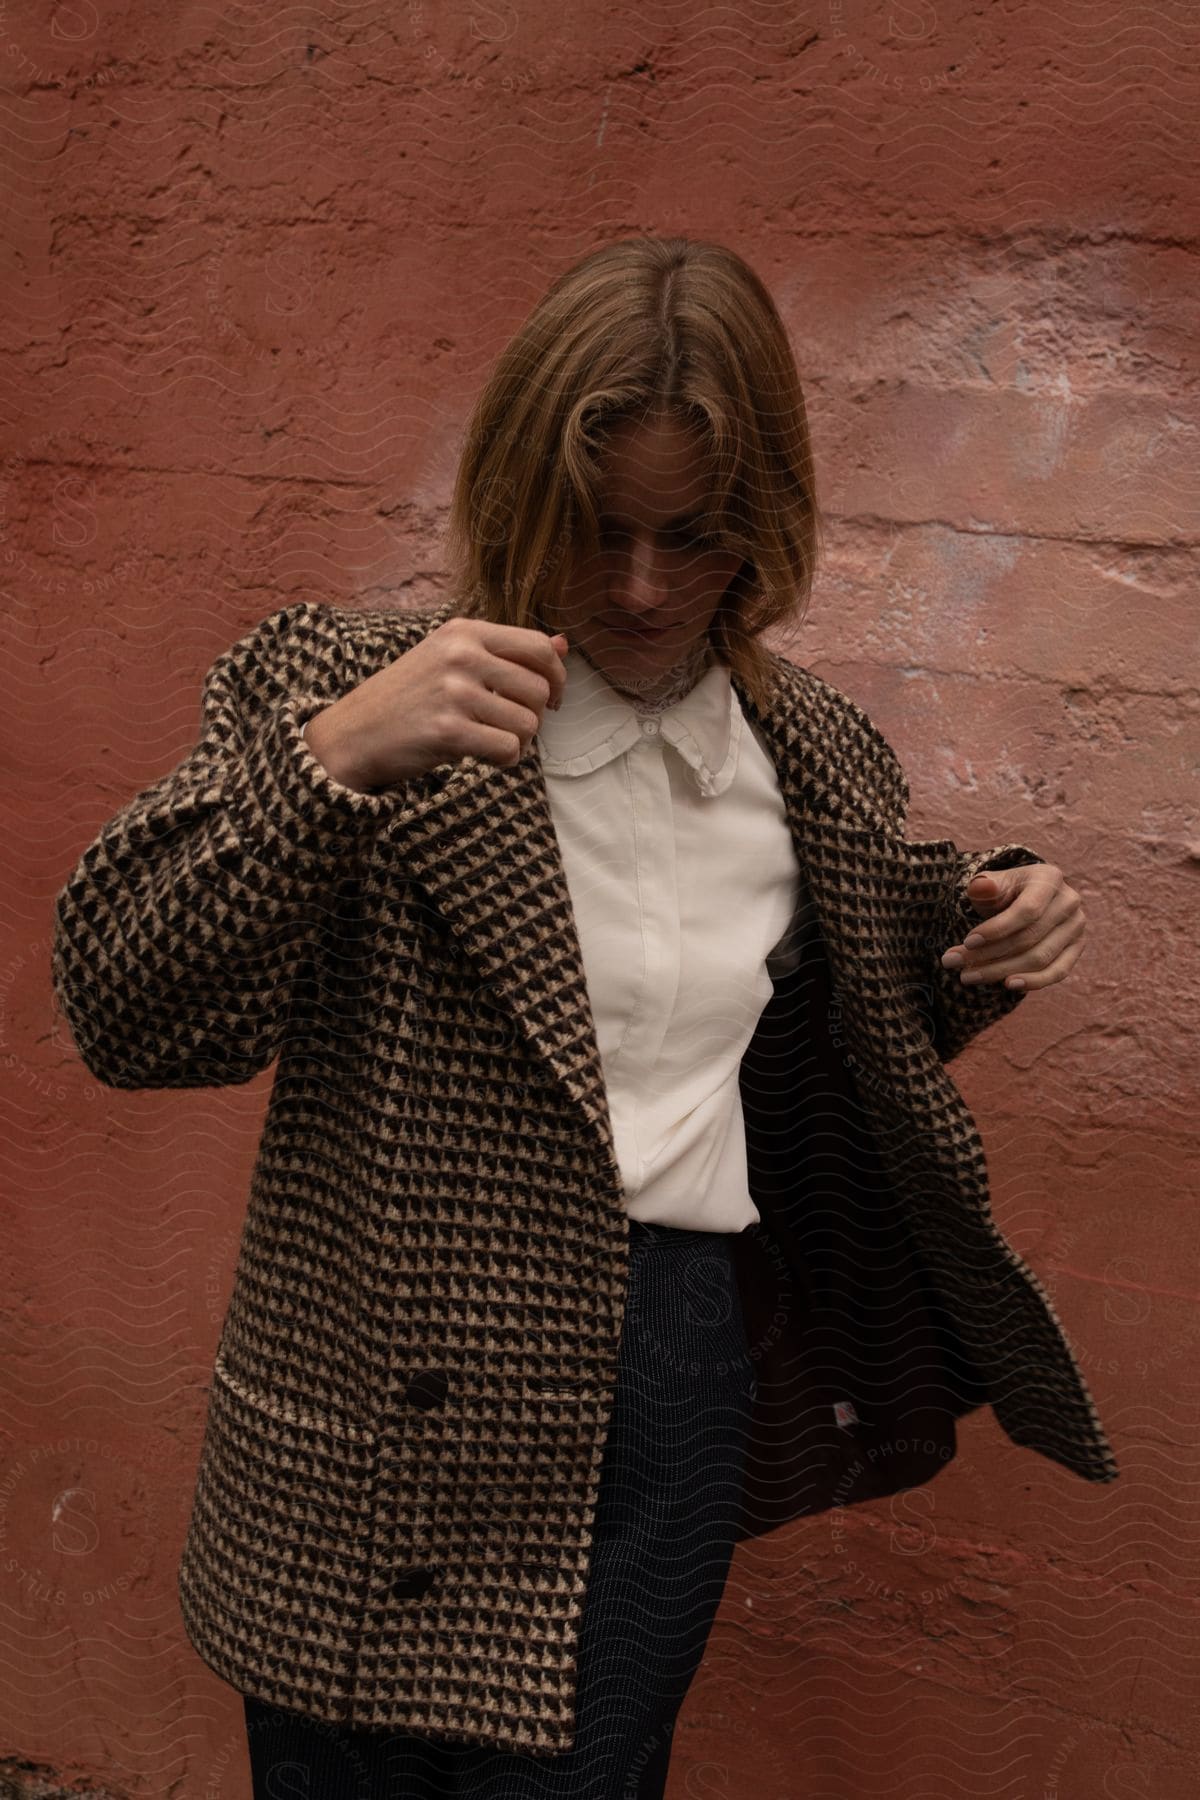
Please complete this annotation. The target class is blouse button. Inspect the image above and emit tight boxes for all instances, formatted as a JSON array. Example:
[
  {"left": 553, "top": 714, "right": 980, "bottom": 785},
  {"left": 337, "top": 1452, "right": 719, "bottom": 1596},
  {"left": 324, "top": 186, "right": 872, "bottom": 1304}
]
[{"left": 641, "top": 719, "right": 660, "bottom": 736}]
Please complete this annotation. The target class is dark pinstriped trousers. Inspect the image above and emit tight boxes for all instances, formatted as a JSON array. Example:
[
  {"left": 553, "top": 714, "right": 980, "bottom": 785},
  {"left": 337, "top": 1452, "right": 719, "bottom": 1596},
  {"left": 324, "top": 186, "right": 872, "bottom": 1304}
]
[{"left": 242, "top": 1215, "right": 758, "bottom": 1799}]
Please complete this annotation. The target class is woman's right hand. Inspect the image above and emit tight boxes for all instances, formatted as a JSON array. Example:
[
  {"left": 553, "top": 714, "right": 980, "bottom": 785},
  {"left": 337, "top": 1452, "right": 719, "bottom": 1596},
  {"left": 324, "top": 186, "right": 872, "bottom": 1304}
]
[{"left": 302, "top": 616, "right": 570, "bottom": 792}]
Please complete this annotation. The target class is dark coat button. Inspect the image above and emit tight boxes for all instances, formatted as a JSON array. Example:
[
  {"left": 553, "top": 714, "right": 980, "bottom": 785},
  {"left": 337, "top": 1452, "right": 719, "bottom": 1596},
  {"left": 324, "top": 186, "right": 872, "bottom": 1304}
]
[
  {"left": 392, "top": 1566, "right": 438, "bottom": 1600},
  {"left": 404, "top": 1369, "right": 449, "bottom": 1411}
]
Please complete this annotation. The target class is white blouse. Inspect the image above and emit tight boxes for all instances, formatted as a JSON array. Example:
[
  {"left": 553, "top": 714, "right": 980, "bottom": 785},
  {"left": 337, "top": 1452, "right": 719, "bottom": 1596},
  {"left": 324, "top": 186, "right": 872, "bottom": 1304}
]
[{"left": 536, "top": 645, "right": 803, "bottom": 1233}]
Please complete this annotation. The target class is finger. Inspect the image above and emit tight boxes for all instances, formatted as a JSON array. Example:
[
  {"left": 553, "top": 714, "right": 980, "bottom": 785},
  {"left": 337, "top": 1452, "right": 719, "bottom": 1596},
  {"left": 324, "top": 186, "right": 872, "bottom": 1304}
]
[
  {"left": 958, "top": 922, "right": 1085, "bottom": 989},
  {"left": 959, "top": 881, "right": 1057, "bottom": 950},
  {"left": 549, "top": 635, "right": 569, "bottom": 702},
  {"left": 956, "top": 892, "right": 1079, "bottom": 963},
  {"left": 959, "top": 907, "right": 1081, "bottom": 975},
  {"left": 990, "top": 938, "right": 1084, "bottom": 991}
]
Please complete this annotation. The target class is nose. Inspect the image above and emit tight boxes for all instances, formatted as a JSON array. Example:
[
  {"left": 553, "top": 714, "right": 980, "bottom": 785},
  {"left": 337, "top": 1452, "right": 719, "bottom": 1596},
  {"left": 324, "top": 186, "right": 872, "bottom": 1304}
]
[{"left": 616, "top": 534, "right": 669, "bottom": 619}]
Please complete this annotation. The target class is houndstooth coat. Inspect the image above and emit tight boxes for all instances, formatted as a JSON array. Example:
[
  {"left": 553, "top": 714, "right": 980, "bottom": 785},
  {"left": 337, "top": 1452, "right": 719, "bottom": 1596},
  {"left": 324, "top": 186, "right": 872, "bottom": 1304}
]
[{"left": 51, "top": 596, "right": 1119, "bottom": 1756}]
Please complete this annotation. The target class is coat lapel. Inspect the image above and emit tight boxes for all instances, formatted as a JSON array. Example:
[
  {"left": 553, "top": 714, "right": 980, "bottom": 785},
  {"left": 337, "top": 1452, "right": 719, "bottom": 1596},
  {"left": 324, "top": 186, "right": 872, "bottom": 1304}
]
[
  {"left": 379, "top": 722, "right": 618, "bottom": 1178},
  {"left": 366, "top": 600, "right": 616, "bottom": 1182}
]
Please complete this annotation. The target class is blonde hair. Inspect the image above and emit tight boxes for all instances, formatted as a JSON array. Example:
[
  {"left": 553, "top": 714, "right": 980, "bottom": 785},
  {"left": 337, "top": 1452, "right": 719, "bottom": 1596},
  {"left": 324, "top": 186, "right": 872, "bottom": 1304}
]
[{"left": 443, "top": 235, "right": 823, "bottom": 713}]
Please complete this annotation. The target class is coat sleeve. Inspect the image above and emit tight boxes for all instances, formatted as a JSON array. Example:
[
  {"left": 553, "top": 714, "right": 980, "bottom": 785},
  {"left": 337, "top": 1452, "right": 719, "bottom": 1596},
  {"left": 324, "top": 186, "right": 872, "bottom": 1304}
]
[
  {"left": 923, "top": 840, "right": 1048, "bottom": 1065},
  {"left": 862, "top": 718, "right": 1047, "bottom": 1066},
  {"left": 51, "top": 600, "right": 422, "bottom": 1090}
]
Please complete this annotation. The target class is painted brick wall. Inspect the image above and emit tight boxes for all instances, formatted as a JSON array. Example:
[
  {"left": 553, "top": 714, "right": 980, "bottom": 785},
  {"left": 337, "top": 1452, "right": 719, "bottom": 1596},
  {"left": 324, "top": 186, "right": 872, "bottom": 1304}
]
[{"left": 2, "top": 4, "right": 1196, "bottom": 1796}]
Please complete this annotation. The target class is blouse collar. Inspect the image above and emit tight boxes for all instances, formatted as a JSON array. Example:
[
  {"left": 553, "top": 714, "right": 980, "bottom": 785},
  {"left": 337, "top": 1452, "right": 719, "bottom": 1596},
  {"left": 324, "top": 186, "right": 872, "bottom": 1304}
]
[{"left": 537, "top": 646, "right": 741, "bottom": 799}]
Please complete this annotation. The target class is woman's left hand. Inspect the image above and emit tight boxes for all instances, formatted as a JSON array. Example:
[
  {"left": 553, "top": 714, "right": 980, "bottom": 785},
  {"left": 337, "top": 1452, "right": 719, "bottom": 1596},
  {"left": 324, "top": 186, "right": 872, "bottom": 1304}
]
[{"left": 939, "top": 865, "right": 1086, "bottom": 993}]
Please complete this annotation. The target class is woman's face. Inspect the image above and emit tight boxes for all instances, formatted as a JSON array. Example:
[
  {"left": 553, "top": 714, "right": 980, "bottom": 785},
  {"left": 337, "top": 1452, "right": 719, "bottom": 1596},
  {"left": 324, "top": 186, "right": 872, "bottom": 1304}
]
[{"left": 549, "top": 412, "right": 745, "bottom": 695}]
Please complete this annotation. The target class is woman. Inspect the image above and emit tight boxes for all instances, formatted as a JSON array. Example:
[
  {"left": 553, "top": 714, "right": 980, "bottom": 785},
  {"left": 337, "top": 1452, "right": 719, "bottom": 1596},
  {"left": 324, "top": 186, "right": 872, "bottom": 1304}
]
[{"left": 52, "top": 236, "right": 1112, "bottom": 1799}]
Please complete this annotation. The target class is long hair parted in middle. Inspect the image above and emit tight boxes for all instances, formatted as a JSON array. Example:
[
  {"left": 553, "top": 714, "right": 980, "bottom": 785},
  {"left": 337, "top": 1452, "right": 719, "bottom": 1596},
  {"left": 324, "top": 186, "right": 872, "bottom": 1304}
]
[{"left": 443, "top": 235, "right": 824, "bottom": 715}]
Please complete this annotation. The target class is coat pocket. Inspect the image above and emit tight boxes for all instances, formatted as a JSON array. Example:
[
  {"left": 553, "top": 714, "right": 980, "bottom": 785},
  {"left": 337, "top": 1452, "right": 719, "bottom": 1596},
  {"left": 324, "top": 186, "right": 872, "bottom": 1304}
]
[{"left": 199, "top": 1355, "right": 380, "bottom": 1571}]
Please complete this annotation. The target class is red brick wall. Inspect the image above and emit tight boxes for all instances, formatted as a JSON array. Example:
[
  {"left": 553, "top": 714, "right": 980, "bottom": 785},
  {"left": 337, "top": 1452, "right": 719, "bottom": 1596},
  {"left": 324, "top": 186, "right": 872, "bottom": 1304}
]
[{"left": 3, "top": 4, "right": 1196, "bottom": 1796}]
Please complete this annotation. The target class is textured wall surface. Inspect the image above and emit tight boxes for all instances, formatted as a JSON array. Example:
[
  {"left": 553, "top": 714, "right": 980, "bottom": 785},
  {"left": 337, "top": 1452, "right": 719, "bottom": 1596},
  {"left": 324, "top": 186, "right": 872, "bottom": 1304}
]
[{"left": 2, "top": 3, "right": 1197, "bottom": 1796}]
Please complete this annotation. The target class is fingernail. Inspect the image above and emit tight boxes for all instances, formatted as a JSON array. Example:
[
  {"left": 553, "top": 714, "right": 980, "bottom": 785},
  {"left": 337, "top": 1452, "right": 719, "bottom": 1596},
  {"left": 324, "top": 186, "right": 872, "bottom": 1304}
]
[
  {"left": 941, "top": 950, "right": 964, "bottom": 969},
  {"left": 963, "top": 933, "right": 985, "bottom": 948}
]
